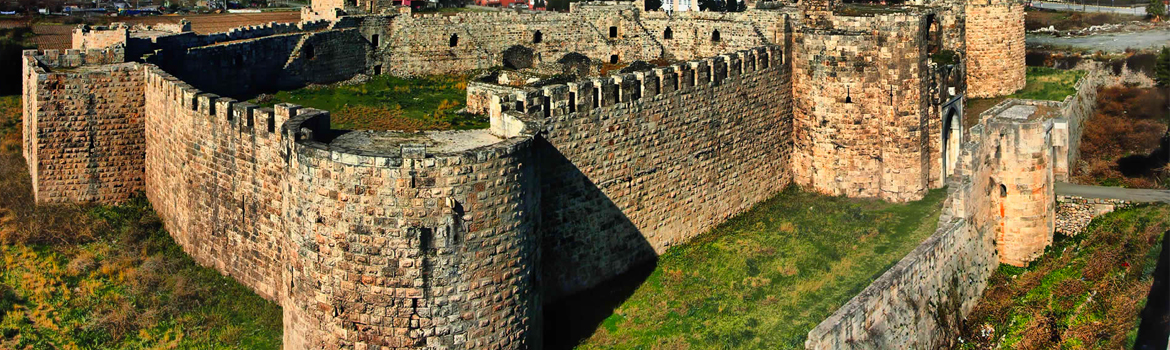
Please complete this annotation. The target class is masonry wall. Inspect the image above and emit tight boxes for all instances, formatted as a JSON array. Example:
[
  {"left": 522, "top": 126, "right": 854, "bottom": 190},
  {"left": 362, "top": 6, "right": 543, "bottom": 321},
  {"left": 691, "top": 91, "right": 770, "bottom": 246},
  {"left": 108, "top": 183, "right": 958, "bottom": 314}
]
[
  {"left": 640, "top": 10, "right": 786, "bottom": 61},
  {"left": 525, "top": 46, "right": 793, "bottom": 298},
  {"left": 280, "top": 116, "right": 541, "bottom": 349},
  {"left": 22, "top": 49, "right": 145, "bottom": 204},
  {"left": 791, "top": 14, "right": 939, "bottom": 203},
  {"left": 72, "top": 24, "right": 129, "bottom": 50},
  {"left": 965, "top": 0, "right": 1025, "bottom": 98},
  {"left": 157, "top": 33, "right": 306, "bottom": 98},
  {"left": 987, "top": 112, "right": 1055, "bottom": 266},
  {"left": 142, "top": 66, "right": 289, "bottom": 301}
]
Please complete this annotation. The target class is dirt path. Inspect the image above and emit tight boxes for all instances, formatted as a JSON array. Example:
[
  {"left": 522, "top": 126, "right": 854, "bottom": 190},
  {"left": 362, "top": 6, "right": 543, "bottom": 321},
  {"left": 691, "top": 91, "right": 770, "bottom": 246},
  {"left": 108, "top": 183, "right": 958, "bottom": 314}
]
[
  {"left": 1056, "top": 182, "right": 1170, "bottom": 202},
  {"left": 1027, "top": 29, "right": 1170, "bottom": 52}
]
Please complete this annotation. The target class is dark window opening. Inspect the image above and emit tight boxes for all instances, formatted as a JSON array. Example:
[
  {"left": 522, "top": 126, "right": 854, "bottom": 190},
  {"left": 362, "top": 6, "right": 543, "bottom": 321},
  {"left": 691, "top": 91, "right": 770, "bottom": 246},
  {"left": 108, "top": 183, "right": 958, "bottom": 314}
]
[
  {"left": 593, "top": 88, "right": 600, "bottom": 108},
  {"left": 373, "top": 65, "right": 382, "bottom": 75},
  {"left": 371, "top": 34, "right": 379, "bottom": 48},
  {"left": 664, "top": 27, "right": 673, "bottom": 40},
  {"left": 609, "top": 26, "right": 618, "bottom": 38},
  {"left": 569, "top": 91, "right": 577, "bottom": 113},
  {"left": 711, "top": 29, "right": 721, "bottom": 42},
  {"left": 449, "top": 34, "right": 458, "bottom": 47},
  {"left": 844, "top": 87, "right": 852, "bottom": 103},
  {"left": 267, "top": 114, "right": 275, "bottom": 133},
  {"left": 304, "top": 44, "right": 315, "bottom": 60},
  {"left": 543, "top": 96, "right": 551, "bottom": 118},
  {"left": 999, "top": 184, "right": 1008, "bottom": 197},
  {"left": 610, "top": 54, "right": 619, "bottom": 64},
  {"left": 534, "top": 30, "right": 543, "bottom": 44}
]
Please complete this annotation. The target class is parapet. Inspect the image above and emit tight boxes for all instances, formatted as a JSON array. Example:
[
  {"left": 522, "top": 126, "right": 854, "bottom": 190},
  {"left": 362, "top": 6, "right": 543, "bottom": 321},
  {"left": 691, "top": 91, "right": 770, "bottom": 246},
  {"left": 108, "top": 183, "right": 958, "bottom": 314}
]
[
  {"left": 475, "top": 46, "right": 781, "bottom": 122},
  {"left": 23, "top": 48, "right": 126, "bottom": 71}
]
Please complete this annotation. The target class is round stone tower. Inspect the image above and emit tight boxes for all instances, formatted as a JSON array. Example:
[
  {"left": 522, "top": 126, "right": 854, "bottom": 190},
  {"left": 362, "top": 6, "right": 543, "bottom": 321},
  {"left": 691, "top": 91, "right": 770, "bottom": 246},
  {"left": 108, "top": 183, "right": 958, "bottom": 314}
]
[{"left": 965, "top": 0, "right": 1026, "bottom": 98}]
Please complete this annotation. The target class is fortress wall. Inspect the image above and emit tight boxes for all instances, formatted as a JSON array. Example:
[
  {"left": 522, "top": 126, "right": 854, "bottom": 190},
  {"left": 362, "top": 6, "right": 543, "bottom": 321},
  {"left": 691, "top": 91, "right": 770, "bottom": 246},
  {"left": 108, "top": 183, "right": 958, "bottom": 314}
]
[
  {"left": 160, "top": 33, "right": 306, "bottom": 98},
  {"left": 640, "top": 10, "right": 785, "bottom": 61},
  {"left": 791, "top": 14, "right": 938, "bottom": 203},
  {"left": 965, "top": 0, "right": 1025, "bottom": 98},
  {"left": 1055, "top": 67, "right": 1105, "bottom": 180},
  {"left": 530, "top": 46, "right": 794, "bottom": 298},
  {"left": 21, "top": 49, "right": 145, "bottom": 204},
  {"left": 382, "top": 11, "right": 650, "bottom": 76},
  {"left": 280, "top": 117, "right": 540, "bottom": 349},
  {"left": 142, "top": 66, "right": 289, "bottom": 301},
  {"left": 284, "top": 29, "right": 371, "bottom": 84}
]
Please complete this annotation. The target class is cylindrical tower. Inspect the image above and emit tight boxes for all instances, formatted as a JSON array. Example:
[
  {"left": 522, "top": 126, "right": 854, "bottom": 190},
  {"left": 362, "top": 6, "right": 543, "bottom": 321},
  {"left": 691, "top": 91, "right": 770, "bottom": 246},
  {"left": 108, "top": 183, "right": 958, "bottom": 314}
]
[
  {"left": 988, "top": 103, "right": 1055, "bottom": 266},
  {"left": 281, "top": 112, "right": 541, "bottom": 349},
  {"left": 965, "top": 0, "right": 1025, "bottom": 98}
]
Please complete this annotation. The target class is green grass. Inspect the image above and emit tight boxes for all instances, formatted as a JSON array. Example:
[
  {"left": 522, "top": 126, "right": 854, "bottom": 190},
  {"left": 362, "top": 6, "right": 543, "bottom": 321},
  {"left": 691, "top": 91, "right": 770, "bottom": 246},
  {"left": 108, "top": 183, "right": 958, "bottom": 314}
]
[
  {"left": 0, "top": 96, "right": 283, "bottom": 349},
  {"left": 576, "top": 186, "right": 949, "bottom": 349},
  {"left": 254, "top": 74, "right": 487, "bottom": 131},
  {"left": 965, "top": 67, "right": 1087, "bottom": 130},
  {"left": 1009, "top": 66, "right": 1086, "bottom": 102},
  {"left": 959, "top": 204, "right": 1169, "bottom": 349}
]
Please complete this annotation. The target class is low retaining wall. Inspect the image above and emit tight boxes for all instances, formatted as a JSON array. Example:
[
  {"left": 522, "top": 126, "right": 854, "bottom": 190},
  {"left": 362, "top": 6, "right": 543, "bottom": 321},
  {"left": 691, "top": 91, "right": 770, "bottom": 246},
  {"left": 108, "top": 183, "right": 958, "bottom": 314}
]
[{"left": 1056, "top": 195, "right": 1130, "bottom": 236}]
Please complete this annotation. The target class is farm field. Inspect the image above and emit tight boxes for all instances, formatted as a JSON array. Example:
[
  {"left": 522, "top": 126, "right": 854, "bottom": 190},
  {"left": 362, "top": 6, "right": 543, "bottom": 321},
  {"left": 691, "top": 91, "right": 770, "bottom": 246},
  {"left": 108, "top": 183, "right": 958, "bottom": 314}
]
[{"left": 0, "top": 11, "right": 300, "bottom": 50}]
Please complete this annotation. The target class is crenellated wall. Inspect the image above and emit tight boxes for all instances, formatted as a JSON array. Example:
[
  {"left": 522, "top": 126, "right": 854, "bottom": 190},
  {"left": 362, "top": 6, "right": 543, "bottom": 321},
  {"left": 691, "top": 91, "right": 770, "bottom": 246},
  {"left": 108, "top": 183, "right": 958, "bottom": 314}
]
[{"left": 489, "top": 47, "right": 795, "bottom": 298}]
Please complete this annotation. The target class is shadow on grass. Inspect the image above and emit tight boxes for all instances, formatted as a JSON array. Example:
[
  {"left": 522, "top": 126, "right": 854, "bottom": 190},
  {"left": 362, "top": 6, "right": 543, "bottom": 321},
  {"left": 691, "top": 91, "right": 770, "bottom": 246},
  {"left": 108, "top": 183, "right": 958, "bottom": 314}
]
[
  {"left": 1134, "top": 231, "right": 1169, "bottom": 350},
  {"left": 533, "top": 136, "right": 658, "bottom": 349}
]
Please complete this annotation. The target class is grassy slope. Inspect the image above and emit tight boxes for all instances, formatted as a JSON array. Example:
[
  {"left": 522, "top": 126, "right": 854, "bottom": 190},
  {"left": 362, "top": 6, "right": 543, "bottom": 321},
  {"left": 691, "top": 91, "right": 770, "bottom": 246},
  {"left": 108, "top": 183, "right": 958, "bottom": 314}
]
[
  {"left": 966, "top": 67, "right": 1087, "bottom": 130},
  {"left": 255, "top": 74, "right": 488, "bottom": 131},
  {"left": 959, "top": 204, "right": 1169, "bottom": 349},
  {"left": 0, "top": 95, "right": 282, "bottom": 349},
  {"left": 577, "top": 187, "right": 949, "bottom": 349}
]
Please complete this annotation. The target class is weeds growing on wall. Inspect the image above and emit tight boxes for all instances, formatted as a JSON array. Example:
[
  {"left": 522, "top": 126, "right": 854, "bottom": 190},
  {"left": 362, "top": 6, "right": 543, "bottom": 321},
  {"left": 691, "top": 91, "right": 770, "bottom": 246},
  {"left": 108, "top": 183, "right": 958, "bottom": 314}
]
[
  {"left": 573, "top": 187, "right": 948, "bottom": 349},
  {"left": 1074, "top": 85, "right": 1170, "bottom": 188},
  {"left": 0, "top": 95, "right": 283, "bottom": 349},
  {"left": 254, "top": 74, "right": 487, "bottom": 131},
  {"left": 958, "top": 204, "right": 1169, "bottom": 349}
]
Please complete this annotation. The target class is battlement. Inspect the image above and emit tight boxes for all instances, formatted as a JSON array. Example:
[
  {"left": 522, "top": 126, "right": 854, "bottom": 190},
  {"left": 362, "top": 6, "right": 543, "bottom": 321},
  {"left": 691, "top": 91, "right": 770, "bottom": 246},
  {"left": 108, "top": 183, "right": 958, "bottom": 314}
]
[
  {"left": 143, "top": 65, "right": 290, "bottom": 140},
  {"left": 23, "top": 48, "right": 126, "bottom": 70},
  {"left": 480, "top": 46, "right": 781, "bottom": 121}
]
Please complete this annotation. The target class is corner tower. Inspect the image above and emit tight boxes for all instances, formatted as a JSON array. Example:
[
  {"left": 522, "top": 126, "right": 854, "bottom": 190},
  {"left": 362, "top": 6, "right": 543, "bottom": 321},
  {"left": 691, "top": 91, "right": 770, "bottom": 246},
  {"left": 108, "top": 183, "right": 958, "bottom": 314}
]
[{"left": 965, "top": 0, "right": 1025, "bottom": 98}]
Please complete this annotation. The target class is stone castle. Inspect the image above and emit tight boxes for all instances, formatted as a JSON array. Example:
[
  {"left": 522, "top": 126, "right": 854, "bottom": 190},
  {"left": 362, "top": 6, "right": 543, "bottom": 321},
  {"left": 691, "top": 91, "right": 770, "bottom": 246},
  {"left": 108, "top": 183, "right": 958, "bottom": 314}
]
[{"left": 20, "top": 0, "right": 1106, "bottom": 347}]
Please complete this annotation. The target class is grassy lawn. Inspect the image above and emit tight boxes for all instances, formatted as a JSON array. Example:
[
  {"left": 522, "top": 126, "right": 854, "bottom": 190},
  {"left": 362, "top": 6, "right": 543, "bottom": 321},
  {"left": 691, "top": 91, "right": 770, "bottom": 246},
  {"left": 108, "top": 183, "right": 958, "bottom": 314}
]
[
  {"left": 575, "top": 186, "right": 949, "bottom": 349},
  {"left": 254, "top": 74, "right": 487, "bottom": 131},
  {"left": 966, "top": 67, "right": 1086, "bottom": 130},
  {"left": 0, "top": 95, "right": 283, "bottom": 349},
  {"left": 959, "top": 204, "right": 1169, "bottom": 349}
]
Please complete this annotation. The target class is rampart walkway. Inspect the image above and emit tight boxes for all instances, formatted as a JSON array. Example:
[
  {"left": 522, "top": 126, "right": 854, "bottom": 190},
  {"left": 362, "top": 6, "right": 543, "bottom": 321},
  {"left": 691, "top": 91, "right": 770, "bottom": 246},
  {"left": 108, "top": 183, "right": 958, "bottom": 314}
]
[{"left": 1056, "top": 182, "right": 1170, "bottom": 203}]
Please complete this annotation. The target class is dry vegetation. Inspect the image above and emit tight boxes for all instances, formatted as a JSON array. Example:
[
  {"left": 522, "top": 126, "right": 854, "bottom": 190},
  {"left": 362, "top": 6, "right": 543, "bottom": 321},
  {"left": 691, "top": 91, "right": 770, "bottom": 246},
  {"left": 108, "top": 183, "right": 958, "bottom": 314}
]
[
  {"left": 1073, "top": 85, "right": 1169, "bottom": 188},
  {"left": 0, "top": 95, "right": 282, "bottom": 349},
  {"left": 0, "top": 12, "right": 300, "bottom": 50},
  {"left": 958, "top": 204, "right": 1168, "bottom": 349}
]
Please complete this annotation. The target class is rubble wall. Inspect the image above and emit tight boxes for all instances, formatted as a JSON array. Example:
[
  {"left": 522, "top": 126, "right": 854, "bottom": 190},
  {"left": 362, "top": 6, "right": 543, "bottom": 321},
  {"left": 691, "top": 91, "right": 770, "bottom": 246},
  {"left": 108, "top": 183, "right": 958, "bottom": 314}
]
[{"left": 21, "top": 49, "right": 145, "bottom": 204}]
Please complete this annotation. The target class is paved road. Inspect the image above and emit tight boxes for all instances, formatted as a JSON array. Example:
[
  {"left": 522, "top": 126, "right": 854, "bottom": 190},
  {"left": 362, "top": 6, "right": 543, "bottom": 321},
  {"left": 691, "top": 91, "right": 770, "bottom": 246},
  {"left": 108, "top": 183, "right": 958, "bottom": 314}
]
[
  {"left": 1056, "top": 182, "right": 1170, "bottom": 203},
  {"left": 1031, "top": 1, "right": 1147, "bottom": 15}
]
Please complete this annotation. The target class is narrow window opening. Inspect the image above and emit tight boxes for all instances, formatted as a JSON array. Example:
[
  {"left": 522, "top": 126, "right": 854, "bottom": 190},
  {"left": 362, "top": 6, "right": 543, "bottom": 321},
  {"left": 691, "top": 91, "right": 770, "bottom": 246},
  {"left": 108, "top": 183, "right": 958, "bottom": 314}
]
[
  {"left": 534, "top": 31, "right": 543, "bottom": 44},
  {"left": 664, "top": 27, "right": 673, "bottom": 40},
  {"left": 449, "top": 34, "right": 458, "bottom": 47},
  {"left": 711, "top": 29, "right": 721, "bottom": 42},
  {"left": 371, "top": 34, "right": 379, "bottom": 48},
  {"left": 593, "top": 88, "right": 600, "bottom": 108},
  {"left": 543, "top": 96, "right": 551, "bottom": 118},
  {"left": 844, "top": 87, "right": 852, "bottom": 103},
  {"left": 373, "top": 65, "right": 382, "bottom": 75},
  {"left": 609, "top": 26, "right": 618, "bottom": 38},
  {"left": 999, "top": 184, "right": 1008, "bottom": 197},
  {"left": 610, "top": 54, "right": 619, "bottom": 64},
  {"left": 569, "top": 91, "right": 577, "bottom": 113},
  {"left": 267, "top": 114, "right": 275, "bottom": 133}
]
